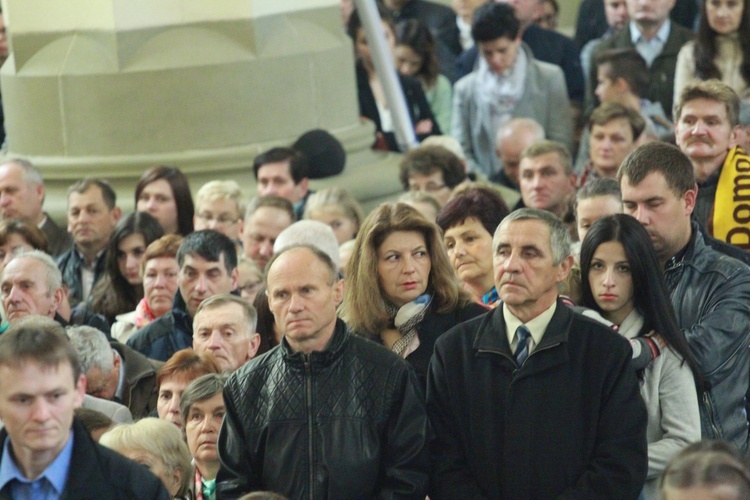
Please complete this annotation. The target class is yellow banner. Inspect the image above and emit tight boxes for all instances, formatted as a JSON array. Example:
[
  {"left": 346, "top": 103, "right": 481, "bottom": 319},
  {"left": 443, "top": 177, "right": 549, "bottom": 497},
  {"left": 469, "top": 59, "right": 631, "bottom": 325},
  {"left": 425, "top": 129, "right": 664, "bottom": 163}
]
[{"left": 714, "top": 146, "right": 750, "bottom": 250}]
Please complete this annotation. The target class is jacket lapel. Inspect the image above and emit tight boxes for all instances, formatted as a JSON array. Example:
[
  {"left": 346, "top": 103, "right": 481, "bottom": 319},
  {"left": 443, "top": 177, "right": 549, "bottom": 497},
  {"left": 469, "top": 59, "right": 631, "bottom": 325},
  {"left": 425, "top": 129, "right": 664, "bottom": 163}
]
[{"left": 472, "top": 299, "right": 573, "bottom": 377}]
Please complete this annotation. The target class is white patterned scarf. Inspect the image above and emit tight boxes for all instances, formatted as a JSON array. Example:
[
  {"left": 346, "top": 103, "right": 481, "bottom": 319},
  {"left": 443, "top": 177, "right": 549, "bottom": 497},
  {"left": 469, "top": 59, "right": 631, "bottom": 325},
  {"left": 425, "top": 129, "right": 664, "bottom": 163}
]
[{"left": 388, "top": 294, "right": 432, "bottom": 358}]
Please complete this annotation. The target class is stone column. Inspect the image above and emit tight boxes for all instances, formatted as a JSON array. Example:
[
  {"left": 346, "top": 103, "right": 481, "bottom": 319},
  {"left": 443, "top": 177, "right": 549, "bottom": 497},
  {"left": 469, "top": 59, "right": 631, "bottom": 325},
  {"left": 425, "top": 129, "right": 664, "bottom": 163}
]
[{"left": 1, "top": 0, "right": 399, "bottom": 216}]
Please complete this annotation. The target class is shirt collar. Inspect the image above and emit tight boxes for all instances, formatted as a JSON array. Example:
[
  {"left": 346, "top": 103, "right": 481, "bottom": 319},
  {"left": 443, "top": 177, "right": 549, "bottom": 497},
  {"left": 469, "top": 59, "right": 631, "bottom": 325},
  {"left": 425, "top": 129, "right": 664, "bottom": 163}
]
[
  {"left": 629, "top": 19, "right": 671, "bottom": 43},
  {"left": 74, "top": 247, "right": 105, "bottom": 268},
  {"left": 293, "top": 198, "right": 304, "bottom": 215},
  {"left": 0, "top": 428, "right": 75, "bottom": 495},
  {"left": 503, "top": 300, "right": 557, "bottom": 349}
]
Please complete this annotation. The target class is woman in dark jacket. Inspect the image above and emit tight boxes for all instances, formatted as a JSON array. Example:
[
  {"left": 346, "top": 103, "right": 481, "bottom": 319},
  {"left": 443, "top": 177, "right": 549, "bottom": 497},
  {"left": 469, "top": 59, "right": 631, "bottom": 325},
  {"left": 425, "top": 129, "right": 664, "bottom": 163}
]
[
  {"left": 347, "top": 6, "right": 440, "bottom": 152},
  {"left": 340, "top": 202, "right": 485, "bottom": 386}
]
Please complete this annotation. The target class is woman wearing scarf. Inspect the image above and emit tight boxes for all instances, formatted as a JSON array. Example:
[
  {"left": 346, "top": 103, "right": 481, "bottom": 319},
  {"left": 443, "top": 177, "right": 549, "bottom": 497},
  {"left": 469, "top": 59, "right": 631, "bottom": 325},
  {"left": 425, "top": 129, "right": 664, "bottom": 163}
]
[
  {"left": 341, "top": 202, "right": 485, "bottom": 387},
  {"left": 110, "top": 234, "right": 182, "bottom": 343}
]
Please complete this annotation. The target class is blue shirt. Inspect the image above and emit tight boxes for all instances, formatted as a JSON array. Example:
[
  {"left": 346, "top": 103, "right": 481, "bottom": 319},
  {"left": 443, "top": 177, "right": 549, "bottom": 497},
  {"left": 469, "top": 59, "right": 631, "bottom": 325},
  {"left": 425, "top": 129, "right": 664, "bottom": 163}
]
[
  {"left": 629, "top": 20, "right": 671, "bottom": 67},
  {"left": 0, "top": 429, "right": 74, "bottom": 499}
]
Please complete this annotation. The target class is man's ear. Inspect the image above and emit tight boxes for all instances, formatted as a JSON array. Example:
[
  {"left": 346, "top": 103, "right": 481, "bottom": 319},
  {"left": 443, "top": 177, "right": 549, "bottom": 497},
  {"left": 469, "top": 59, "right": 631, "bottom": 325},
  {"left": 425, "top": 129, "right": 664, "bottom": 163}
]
[
  {"left": 729, "top": 125, "right": 740, "bottom": 149},
  {"left": 74, "top": 374, "right": 87, "bottom": 408},
  {"left": 332, "top": 278, "right": 344, "bottom": 307},
  {"left": 35, "top": 183, "right": 45, "bottom": 205},
  {"left": 236, "top": 218, "right": 244, "bottom": 240},
  {"left": 613, "top": 76, "right": 630, "bottom": 94},
  {"left": 684, "top": 185, "right": 697, "bottom": 216},
  {"left": 112, "top": 351, "right": 121, "bottom": 373},
  {"left": 51, "top": 287, "right": 64, "bottom": 316},
  {"left": 247, "top": 333, "right": 261, "bottom": 360},
  {"left": 556, "top": 255, "right": 575, "bottom": 284},
  {"left": 230, "top": 266, "right": 239, "bottom": 290},
  {"left": 111, "top": 206, "right": 122, "bottom": 224},
  {"left": 298, "top": 177, "right": 310, "bottom": 196}
]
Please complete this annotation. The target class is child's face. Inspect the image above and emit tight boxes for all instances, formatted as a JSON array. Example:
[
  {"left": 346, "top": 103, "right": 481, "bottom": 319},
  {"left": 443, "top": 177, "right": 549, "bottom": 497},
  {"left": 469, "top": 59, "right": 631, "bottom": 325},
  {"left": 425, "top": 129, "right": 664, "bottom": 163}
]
[{"left": 595, "top": 64, "right": 622, "bottom": 103}]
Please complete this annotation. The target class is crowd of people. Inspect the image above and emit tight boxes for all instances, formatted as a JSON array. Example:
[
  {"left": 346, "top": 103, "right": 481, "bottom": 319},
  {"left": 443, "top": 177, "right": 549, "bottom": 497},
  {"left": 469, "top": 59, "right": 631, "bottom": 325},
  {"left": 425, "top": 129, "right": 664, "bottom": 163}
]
[{"left": 0, "top": 0, "right": 749, "bottom": 498}]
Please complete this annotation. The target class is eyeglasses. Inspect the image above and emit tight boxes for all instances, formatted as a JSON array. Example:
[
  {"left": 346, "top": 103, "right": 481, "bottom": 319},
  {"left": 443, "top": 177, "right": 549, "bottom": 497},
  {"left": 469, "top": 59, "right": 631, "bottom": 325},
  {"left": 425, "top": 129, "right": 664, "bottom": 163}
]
[
  {"left": 238, "top": 280, "right": 262, "bottom": 296},
  {"left": 196, "top": 212, "right": 239, "bottom": 226},
  {"left": 409, "top": 183, "right": 447, "bottom": 193}
]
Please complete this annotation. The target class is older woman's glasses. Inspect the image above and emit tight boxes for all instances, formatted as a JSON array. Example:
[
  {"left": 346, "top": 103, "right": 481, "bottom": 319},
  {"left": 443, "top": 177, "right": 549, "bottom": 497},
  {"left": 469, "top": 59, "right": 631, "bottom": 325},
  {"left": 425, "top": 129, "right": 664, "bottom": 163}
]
[
  {"left": 196, "top": 212, "right": 239, "bottom": 227},
  {"left": 409, "top": 182, "right": 446, "bottom": 193},
  {"left": 238, "top": 280, "right": 262, "bottom": 296}
]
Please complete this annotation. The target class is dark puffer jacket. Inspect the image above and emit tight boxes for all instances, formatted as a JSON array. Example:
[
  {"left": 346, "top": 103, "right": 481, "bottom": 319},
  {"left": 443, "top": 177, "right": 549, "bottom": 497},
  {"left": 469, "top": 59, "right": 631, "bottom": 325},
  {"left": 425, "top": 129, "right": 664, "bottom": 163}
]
[
  {"left": 217, "top": 319, "right": 430, "bottom": 499},
  {"left": 126, "top": 292, "right": 192, "bottom": 362},
  {"left": 665, "top": 223, "right": 750, "bottom": 453}
]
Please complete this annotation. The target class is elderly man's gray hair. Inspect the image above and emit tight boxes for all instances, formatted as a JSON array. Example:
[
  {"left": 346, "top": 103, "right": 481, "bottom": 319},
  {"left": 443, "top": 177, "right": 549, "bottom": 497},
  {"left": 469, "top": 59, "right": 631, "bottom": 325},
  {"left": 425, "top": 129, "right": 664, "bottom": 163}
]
[
  {"left": 67, "top": 325, "right": 114, "bottom": 373},
  {"left": 494, "top": 208, "right": 571, "bottom": 265},
  {"left": 0, "top": 158, "right": 43, "bottom": 186},
  {"left": 3, "top": 250, "right": 63, "bottom": 292}
]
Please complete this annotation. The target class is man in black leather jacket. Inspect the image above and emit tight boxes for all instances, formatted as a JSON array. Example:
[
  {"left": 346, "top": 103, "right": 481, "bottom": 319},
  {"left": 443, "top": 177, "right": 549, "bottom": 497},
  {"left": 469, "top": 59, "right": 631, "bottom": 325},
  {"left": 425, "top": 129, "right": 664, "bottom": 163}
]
[
  {"left": 620, "top": 142, "right": 750, "bottom": 454},
  {"left": 216, "top": 245, "right": 429, "bottom": 499}
]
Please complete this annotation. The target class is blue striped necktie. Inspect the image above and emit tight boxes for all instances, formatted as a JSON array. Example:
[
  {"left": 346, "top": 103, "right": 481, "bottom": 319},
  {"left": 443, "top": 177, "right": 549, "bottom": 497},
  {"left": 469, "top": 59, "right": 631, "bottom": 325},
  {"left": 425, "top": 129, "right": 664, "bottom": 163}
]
[{"left": 514, "top": 325, "right": 531, "bottom": 365}]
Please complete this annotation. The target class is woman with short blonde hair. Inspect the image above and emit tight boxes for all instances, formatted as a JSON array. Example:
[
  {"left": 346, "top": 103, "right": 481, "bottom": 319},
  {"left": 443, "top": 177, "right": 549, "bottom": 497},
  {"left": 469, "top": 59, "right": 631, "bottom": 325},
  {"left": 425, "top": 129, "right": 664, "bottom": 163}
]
[{"left": 100, "top": 418, "right": 192, "bottom": 499}]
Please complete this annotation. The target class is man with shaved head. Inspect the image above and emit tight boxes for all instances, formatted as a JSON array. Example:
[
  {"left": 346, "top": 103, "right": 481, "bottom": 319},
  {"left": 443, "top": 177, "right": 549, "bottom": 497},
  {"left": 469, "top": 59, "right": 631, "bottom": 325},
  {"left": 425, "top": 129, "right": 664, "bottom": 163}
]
[{"left": 217, "top": 245, "right": 429, "bottom": 497}]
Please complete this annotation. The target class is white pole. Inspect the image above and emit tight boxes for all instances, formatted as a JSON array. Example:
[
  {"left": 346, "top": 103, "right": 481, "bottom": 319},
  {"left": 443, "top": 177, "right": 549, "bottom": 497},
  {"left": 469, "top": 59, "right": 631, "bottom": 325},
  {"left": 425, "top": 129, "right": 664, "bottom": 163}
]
[{"left": 353, "top": 0, "right": 418, "bottom": 152}]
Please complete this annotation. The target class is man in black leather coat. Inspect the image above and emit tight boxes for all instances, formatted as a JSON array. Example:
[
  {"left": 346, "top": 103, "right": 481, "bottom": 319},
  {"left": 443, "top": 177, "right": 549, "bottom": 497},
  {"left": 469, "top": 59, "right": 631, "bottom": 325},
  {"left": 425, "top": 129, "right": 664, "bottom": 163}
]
[
  {"left": 619, "top": 142, "right": 750, "bottom": 454},
  {"left": 216, "top": 245, "right": 429, "bottom": 499}
]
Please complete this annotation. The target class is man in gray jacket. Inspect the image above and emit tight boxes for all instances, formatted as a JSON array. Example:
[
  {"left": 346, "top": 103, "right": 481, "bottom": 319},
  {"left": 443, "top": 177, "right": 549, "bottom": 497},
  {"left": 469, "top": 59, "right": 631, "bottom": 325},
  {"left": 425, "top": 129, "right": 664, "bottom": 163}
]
[{"left": 619, "top": 142, "right": 750, "bottom": 454}]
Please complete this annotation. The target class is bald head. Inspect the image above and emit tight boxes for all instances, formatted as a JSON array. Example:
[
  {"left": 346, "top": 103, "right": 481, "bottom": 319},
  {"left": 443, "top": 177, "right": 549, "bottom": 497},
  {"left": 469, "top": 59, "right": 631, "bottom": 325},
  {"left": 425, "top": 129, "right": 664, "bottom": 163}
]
[{"left": 495, "top": 118, "right": 546, "bottom": 186}]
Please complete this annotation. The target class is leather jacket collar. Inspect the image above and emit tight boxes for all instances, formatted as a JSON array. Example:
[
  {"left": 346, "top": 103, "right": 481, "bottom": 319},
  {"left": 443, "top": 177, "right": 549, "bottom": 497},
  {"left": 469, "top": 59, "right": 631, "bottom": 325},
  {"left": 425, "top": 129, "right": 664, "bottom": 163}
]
[
  {"left": 666, "top": 222, "right": 703, "bottom": 273},
  {"left": 281, "top": 319, "right": 349, "bottom": 369}
]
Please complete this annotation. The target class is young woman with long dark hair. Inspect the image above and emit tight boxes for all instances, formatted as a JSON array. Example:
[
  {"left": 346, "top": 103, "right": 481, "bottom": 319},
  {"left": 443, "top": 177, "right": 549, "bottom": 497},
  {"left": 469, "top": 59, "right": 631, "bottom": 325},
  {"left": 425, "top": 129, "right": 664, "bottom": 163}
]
[
  {"left": 675, "top": 0, "right": 750, "bottom": 97},
  {"left": 580, "top": 214, "right": 702, "bottom": 498},
  {"left": 90, "top": 211, "right": 164, "bottom": 324}
]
